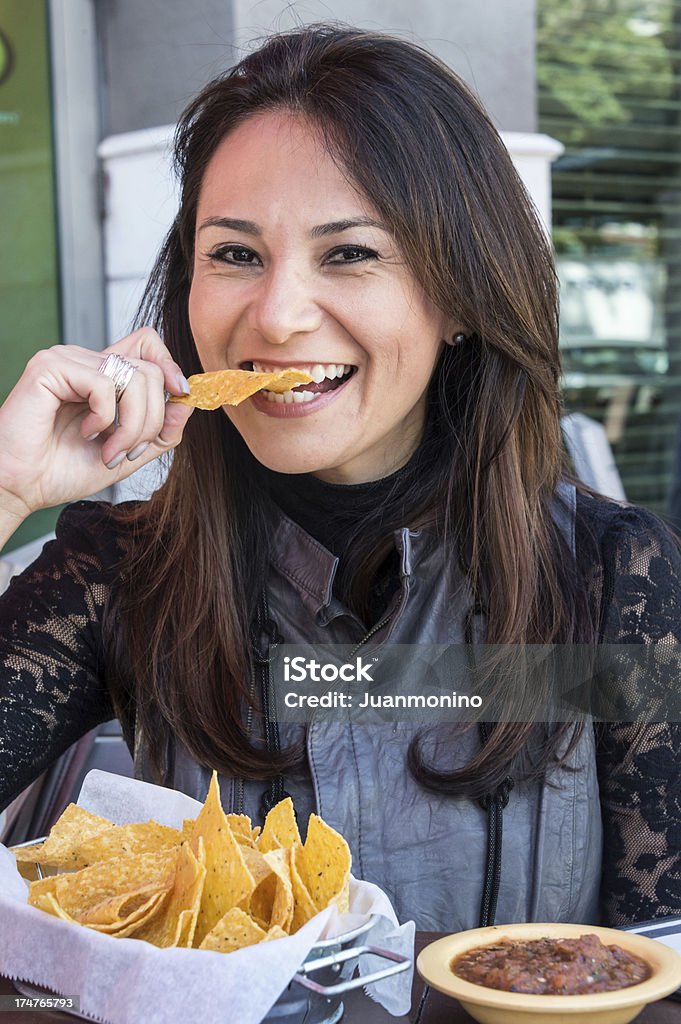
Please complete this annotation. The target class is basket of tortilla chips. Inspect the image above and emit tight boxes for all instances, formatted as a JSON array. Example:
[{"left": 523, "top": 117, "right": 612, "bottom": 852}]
[{"left": 3, "top": 771, "right": 412, "bottom": 1024}]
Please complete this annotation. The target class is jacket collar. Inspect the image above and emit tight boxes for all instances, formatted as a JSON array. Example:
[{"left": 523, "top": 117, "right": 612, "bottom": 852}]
[
  {"left": 267, "top": 483, "right": 577, "bottom": 619},
  {"left": 269, "top": 509, "right": 429, "bottom": 618}
]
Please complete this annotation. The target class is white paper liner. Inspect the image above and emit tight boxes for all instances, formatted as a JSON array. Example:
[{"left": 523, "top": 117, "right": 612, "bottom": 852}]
[{"left": 0, "top": 770, "right": 414, "bottom": 1023}]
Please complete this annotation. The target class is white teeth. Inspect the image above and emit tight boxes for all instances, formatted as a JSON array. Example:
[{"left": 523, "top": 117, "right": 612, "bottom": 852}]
[
  {"left": 250, "top": 361, "right": 352, "bottom": 381},
  {"left": 261, "top": 389, "right": 318, "bottom": 404},
  {"left": 256, "top": 362, "right": 355, "bottom": 406}
]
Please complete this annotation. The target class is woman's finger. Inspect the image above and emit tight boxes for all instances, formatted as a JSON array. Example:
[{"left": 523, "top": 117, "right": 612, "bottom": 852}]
[
  {"left": 96, "top": 370, "right": 150, "bottom": 468},
  {"left": 98, "top": 358, "right": 174, "bottom": 466},
  {"left": 23, "top": 349, "right": 118, "bottom": 428},
  {"left": 103, "top": 401, "right": 195, "bottom": 482},
  {"left": 107, "top": 327, "right": 190, "bottom": 397},
  {"left": 156, "top": 400, "right": 195, "bottom": 449}
]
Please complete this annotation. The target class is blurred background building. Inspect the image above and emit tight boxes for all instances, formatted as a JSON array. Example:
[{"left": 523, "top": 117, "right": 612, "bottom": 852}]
[{"left": 2, "top": 0, "right": 681, "bottom": 555}]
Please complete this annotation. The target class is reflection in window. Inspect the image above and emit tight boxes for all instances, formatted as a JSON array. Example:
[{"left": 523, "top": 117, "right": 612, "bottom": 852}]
[{"left": 537, "top": 0, "right": 681, "bottom": 520}]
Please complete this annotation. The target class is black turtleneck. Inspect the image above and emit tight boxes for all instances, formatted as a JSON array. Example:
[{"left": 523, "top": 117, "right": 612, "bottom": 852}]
[
  {"left": 263, "top": 445, "right": 425, "bottom": 625},
  {"left": 264, "top": 459, "right": 412, "bottom": 556}
]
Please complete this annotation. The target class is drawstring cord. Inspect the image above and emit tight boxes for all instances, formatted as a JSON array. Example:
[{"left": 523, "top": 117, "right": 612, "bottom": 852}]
[
  {"left": 477, "top": 721, "right": 514, "bottom": 927},
  {"left": 465, "top": 607, "right": 515, "bottom": 928}
]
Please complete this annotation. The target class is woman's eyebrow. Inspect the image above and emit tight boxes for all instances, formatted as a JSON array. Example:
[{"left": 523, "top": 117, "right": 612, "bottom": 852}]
[
  {"left": 310, "top": 217, "right": 387, "bottom": 237},
  {"left": 199, "top": 217, "right": 260, "bottom": 234},
  {"left": 198, "top": 216, "right": 387, "bottom": 236}
]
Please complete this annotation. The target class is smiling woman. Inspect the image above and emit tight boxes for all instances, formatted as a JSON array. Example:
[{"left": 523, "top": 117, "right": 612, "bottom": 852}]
[{"left": 0, "top": 24, "right": 680, "bottom": 935}]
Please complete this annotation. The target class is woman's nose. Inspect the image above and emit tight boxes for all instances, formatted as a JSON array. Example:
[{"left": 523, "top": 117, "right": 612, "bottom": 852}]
[{"left": 248, "top": 260, "right": 323, "bottom": 344}]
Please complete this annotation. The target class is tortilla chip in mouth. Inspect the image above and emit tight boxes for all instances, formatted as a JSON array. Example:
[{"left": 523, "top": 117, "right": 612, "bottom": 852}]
[{"left": 168, "top": 368, "right": 314, "bottom": 410}]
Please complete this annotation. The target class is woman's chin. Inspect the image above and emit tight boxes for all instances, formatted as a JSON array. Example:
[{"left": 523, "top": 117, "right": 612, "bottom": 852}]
[{"left": 250, "top": 447, "right": 340, "bottom": 477}]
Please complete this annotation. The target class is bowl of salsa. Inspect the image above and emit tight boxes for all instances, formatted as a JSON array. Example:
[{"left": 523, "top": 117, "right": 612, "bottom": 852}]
[{"left": 416, "top": 922, "right": 681, "bottom": 1024}]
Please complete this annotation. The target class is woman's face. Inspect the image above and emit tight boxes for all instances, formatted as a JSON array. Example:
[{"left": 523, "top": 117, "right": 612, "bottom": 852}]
[{"left": 188, "top": 111, "right": 457, "bottom": 484}]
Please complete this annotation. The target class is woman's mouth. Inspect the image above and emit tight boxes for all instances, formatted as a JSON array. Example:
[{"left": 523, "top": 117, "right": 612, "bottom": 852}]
[{"left": 241, "top": 361, "right": 356, "bottom": 405}]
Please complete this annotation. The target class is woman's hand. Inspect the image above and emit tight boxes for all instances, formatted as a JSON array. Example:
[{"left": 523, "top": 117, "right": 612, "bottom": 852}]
[{"left": 0, "top": 328, "right": 195, "bottom": 522}]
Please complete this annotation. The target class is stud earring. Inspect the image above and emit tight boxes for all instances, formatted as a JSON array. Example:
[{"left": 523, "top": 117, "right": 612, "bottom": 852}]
[{"left": 445, "top": 332, "right": 467, "bottom": 346}]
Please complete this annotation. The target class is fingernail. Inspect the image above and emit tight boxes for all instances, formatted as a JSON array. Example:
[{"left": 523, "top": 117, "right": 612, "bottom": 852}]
[
  {"left": 85, "top": 432, "right": 100, "bottom": 441},
  {"left": 127, "top": 442, "right": 150, "bottom": 461},
  {"left": 177, "top": 373, "right": 191, "bottom": 395},
  {"left": 106, "top": 451, "right": 127, "bottom": 469}
]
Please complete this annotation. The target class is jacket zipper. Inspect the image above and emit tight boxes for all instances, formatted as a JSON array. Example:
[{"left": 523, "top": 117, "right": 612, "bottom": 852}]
[
  {"left": 248, "top": 582, "right": 402, "bottom": 811},
  {"left": 349, "top": 612, "right": 394, "bottom": 657},
  {"left": 234, "top": 661, "right": 256, "bottom": 815}
]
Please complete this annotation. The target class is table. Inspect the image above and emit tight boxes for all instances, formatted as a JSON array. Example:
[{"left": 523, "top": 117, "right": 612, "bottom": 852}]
[{"left": 1, "top": 933, "right": 681, "bottom": 1023}]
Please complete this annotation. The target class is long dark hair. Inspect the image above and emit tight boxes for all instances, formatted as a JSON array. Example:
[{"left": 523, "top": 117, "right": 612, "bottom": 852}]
[{"left": 104, "top": 24, "right": 598, "bottom": 798}]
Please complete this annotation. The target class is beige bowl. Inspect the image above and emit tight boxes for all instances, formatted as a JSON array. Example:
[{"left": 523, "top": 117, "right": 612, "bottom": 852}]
[{"left": 416, "top": 922, "right": 681, "bottom": 1024}]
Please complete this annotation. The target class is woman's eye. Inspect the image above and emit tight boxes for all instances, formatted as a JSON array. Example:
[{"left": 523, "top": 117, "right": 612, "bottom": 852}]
[
  {"left": 209, "top": 245, "right": 260, "bottom": 265},
  {"left": 326, "top": 245, "right": 378, "bottom": 264}
]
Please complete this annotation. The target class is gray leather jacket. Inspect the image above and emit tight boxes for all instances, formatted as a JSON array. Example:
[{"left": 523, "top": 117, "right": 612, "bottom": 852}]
[{"left": 135, "top": 482, "right": 602, "bottom": 931}]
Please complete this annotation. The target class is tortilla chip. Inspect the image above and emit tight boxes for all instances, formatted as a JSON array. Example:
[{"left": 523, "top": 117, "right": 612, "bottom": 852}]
[
  {"left": 169, "top": 369, "right": 314, "bottom": 410},
  {"left": 296, "top": 815, "right": 351, "bottom": 913},
  {"left": 135, "top": 839, "right": 206, "bottom": 948},
  {"left": 27, "top": 875, "right": 59, "bottom": 914},
  {"left": 264, "top": 925, "right": 288, "bottom": 942},
  {"left": 240, "top": 846, "right": 273, "bottom": 888},
  {"left": 289, "top": 844, "right": 318, "bottom": 933},
  {"left": 258, "top": 797, "right": 301, "bottom": 854},
  {"left": 335, "top": 874, "right": 351, "bottom": 914},
  {"left": 43, "top": 890, "right": 169, "bottom": 938},
  {"left": 181, "top": 819, "right": 195, "bottom": 842},
  {"left": 198, "top": 907, "right": 266, "bottom": 953},
  {"left": 93, "top": 894, "right": 170, "bottom": 938},
  {"left": 12, "top": 841, "right": 46, "bottom": 865},
  {"left": 69, "top": 822, "right": 182, "bottom": 869},
  {"left": 78, "top": 884, "right": 167, "bottom": 926},
  {"left": 82, "top": 890, "right": 169, "bottom": 935},
  {"left": 174, "top": 908, "right": 197, "bottom": 948},
  {"left": 227, "top": 813, "right": 258, "bottom": 847},
  {"left": 16, "top": 805, "right": 111, "bottom": 867},
  {"left": 248, "top": 849, "right": 278, "bottom": 929},
  {"left": 264, "top": 848, "right": 294, "bottom": 932},
  {"left": 42, "top": 892, "right": 79, "bottom": 923},
  {"left": 190, "top": 772, "right": 256, "bottom": 945},
  {"left": 55, "top": 847, "right": 178, "bottom": 920}
]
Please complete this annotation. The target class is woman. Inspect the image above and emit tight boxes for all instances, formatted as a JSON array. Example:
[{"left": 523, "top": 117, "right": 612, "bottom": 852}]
[{"left": 0, "top": 25, "right": 679, "bottom": 932}]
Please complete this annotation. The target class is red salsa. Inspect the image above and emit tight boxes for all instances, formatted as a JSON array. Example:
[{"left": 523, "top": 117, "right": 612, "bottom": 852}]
[{"left": 451, "top": 934, "right": 651, "bottom": 995}]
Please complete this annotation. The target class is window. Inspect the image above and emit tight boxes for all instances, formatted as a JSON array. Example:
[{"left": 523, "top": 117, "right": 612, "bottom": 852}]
[{"left": 538, "top": 0, "right": 681, "bottom": 520}]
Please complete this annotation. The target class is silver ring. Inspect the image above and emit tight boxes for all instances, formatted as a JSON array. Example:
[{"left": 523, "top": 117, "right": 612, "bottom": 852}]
[{"left": 98, "top": 353, "right": 137, "bottom": 402}]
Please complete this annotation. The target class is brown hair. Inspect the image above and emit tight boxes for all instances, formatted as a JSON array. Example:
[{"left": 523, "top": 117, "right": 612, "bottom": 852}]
[{"left": 104, "top": 25, "right": 597, "bottom": 798}]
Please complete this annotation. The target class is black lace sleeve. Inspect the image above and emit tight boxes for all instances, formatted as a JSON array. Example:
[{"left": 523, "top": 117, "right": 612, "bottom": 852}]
[
  {"left": 0, "top": 501, "right": 125, "bottom": 812},
  {"left": 587, "top": 500, "right": 681, "bottom": 925}
]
